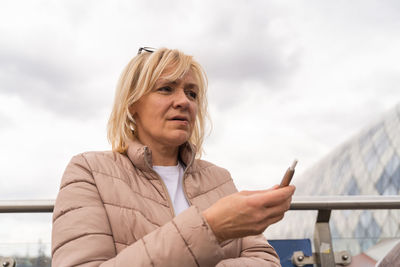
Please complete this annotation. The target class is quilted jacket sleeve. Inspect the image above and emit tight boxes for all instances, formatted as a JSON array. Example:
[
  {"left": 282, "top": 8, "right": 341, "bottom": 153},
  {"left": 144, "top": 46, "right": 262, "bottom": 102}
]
[
  {"left": 216, "top": 235, "right": 280, "bottom": 266},
  {"left": 211, "top": 168, "right": 281, "bottom": 267},
  {"left": 52, "top": 154, "right": 226, "bottom": 267}
]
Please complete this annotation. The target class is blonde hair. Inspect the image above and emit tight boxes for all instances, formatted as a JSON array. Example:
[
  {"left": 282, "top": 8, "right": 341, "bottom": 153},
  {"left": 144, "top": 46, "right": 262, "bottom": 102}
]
[{"left": 107, "top": 48, "right": 209, "bottom": 157}]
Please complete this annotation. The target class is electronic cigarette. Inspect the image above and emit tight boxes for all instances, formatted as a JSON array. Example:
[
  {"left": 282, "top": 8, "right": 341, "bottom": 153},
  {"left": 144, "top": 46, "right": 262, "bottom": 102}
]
[{"left": 279, "top": 159, "right": 298, "bottom": 187}]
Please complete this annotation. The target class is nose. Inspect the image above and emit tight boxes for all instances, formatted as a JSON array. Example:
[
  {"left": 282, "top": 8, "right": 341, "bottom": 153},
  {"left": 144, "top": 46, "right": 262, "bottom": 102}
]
[{"left": 172, "top": 88, "right": 190, "bottom": 109}]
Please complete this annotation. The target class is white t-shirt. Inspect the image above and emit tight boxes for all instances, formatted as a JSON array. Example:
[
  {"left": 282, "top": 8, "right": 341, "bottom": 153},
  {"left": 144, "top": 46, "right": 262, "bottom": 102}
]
[{"left": 153, "top": 162, "right": 190, "bottom": 215}]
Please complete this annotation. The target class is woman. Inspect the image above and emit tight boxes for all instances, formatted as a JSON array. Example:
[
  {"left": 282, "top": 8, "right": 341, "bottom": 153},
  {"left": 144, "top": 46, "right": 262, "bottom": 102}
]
[{"left": 51, "top": 47, "right": 295, "bottom": 267}]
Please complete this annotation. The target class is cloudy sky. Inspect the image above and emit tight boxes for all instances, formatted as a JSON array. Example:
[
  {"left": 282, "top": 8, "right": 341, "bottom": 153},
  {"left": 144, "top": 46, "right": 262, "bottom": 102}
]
[{"left": 1, "top": 0, "right": 400, "bottom": 254}]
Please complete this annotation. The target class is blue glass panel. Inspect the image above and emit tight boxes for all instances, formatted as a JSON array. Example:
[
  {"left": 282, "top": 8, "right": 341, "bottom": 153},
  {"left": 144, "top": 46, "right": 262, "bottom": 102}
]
[
  {"left": 336, "top": 154, "right": 351, "bottom": 186},
  {"left": 385, "top": 153, "right": 400, "bottom": 176},
  {"left": 353, "top": 220, "right": 367, "bottom": 238},
  {"left": 369, "top": 123, "right": 383, "bottom": 138},
  {"left": 392, "top": 166, "right": 400, "bottom": 191},
  {"left": 331, "top": 151, "right": 349, "bottom": 185},
  {"left": 330, "top": 220, "right": 339, "bottom": 238},
  {"left": 375, "top": 129, "right": 390, "bottom": 158},
  {"left": 342, "top": 210, "right": 352, "bottom": 219},
  {"left": 331, "top": 166, "right": 342, "bottom": 188},
  {"left": 360, "top": 211, "right": 372, "bottom": 228},
  {"left": 366, "top": 216, "right": 381, "bottom": 238},
  {"left": 360, "top": 238, "right": 378, "bottom": 252},
  {"left": 383, "top": 183, "right": 397, "bottom": 195},
  {"left": 359, "top": 133, "right": 370, "bottom": 150},
  {"left": 375, "top": 171, "right": 391, "bottom": 195},
  {"left": 365, "top": 145, "right": 379, "bottom": 172},
  {"left": 347, "top": 178, "right": 360, "bottom": 195}
]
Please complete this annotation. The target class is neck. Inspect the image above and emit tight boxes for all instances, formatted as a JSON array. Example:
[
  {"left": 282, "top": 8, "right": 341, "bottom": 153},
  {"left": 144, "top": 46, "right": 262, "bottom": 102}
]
[
  {"left": 135, "top": 136, "right": 179, "bottom": 166},
  {"left": 151, "top": 145, "right": 179, "bottom": 166}
]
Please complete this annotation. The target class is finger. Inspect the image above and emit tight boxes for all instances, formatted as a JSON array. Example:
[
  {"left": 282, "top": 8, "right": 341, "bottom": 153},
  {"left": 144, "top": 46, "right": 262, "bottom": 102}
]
[
  {"left": 252, "top": 212, "right": 286, "bottom": 234},
  {"left": 239, "top": 187, "right": 277, "bottom": 196},
  {"left": 282, "top": 185, "right": 296, "bottom": 194},
  {"left": 249, "top": 186, "right": 295, "bottom": 208},
  {"left": 255, "top": 213, "right": 286, "bottom": 233},
  {"left": 266, "top": 214, "right": 285, "bottom": 227},
  {"left": 289, "top": 185, "right": 296, "bottom": 193},
  {"left": 249, "top": 200, "right": 290, "bottom": 228},
  {"left": 266, "top": 199, "right": 291, "bottom": 216},
  {"left": 243, "top": 184, "right": 294, "bottom": 196}
]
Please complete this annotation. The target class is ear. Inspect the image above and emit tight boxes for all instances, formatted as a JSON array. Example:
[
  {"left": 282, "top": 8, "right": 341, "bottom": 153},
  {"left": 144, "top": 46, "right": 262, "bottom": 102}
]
[{"left": 128, "top": 105, "right": 136, "bottom": 116}]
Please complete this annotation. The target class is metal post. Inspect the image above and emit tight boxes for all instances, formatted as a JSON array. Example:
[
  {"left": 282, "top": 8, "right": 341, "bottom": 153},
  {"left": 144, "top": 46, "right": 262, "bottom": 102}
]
[
  {"left": 314, "top": 209, "right": 335, "bottom": 267},
  {"left": 0, "top": 257, "right": 16, "bottom": 267}
]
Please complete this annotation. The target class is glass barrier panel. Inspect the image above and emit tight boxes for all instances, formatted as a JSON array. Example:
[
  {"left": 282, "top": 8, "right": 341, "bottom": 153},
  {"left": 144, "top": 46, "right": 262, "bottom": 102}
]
[
  {"left": 0, "top": 213, "right": 52, "bottom": 267},
  {"left": 265, "top": 209, "right": 400, "bottom": 264}
]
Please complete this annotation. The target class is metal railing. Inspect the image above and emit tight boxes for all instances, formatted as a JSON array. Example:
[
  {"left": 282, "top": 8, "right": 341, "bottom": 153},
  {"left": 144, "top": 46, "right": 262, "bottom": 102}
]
[
  {"left": 0, "top": 200, "right": 54, "bottom": 213},
  {"left": 2, "top": 196, "right": 400, "bottom": 212},
  {"left": 290, "top": 196, "right": 400, "bottom": 267},
  {"left": 1, "top": 196, "right": 400, "bottom": 267},
  {"left": 291, "top": 195, "right": 400, "bottom": 210}
]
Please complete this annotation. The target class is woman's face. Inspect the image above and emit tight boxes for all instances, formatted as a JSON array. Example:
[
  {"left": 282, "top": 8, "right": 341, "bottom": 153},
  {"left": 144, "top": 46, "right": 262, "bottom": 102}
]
[{"left": 131, "top": 68, "right": 199, "bottom": 150}]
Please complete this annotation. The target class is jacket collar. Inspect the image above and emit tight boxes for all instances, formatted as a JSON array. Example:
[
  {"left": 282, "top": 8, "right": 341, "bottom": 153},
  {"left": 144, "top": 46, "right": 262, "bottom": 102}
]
[{"left": 126, "top": 138, "right": 196, "bottom": 173}]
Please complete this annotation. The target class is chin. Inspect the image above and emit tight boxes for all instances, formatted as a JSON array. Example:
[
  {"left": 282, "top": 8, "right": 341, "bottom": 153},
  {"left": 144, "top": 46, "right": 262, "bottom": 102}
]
[{"left": 167, "top": 132, "right": 191, "bottom": 146}]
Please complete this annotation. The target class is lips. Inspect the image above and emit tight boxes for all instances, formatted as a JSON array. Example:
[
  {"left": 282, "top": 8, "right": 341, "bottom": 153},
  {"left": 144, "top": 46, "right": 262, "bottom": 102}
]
[{"left": 169, "top": 115, "right": 189, "bottom": 122}]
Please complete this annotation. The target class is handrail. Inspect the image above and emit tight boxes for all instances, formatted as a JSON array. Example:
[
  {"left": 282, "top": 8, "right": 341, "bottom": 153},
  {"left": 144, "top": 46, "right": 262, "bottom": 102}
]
[
  {"left": 1, "top": 196, "right": 400, "bottom": 213},
  {"left": 290, "top": 195, "right": 400, "bottom": 210},
  {"left": 0, "top": 200, "right": 54, "bottom": 213},
  {"left": 1, "top": 196, "right": 400, "bottom": 267}
]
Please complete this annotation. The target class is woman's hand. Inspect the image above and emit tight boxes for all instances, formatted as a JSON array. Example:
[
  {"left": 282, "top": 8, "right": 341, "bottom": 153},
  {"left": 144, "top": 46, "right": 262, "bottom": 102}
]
[{"left": 202, "top": 185, "right": 295, "bottom": 243}]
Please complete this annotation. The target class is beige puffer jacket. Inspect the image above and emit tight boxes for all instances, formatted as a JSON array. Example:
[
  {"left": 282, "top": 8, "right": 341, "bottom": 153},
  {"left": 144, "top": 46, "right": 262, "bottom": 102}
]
[{"left": 52, "top": 140, "right": 280, "bottom": 267}]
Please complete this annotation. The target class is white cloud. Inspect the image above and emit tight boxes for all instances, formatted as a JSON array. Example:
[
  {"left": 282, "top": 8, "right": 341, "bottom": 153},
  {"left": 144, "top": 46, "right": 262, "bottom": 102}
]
[
  {"left": 0, "top": 95, "right": 110, "bottom": 200},
  {"left": 1, "top": 0, "right": 400, "bottom": 256}
]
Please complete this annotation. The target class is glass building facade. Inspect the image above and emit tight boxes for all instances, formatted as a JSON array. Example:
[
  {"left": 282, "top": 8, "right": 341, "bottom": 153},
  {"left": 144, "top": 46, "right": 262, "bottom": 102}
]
[{"left": 266, "top": 103, "right": 400, "bottom": 255}]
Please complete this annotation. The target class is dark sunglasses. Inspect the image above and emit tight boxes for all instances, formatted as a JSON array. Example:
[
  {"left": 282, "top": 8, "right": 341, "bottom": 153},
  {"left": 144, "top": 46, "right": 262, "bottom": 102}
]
[{"left": 137, "top": 47, "right": 156, "bottom": 55}]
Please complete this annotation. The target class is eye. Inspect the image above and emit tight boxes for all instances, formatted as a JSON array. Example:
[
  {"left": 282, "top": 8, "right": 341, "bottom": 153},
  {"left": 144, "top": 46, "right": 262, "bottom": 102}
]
[
  {"left": 186, "top": 90, "right": 197, "bottom": 100},
  {"left": 157, "top": 86, "right": 172, "bottom": 93}
]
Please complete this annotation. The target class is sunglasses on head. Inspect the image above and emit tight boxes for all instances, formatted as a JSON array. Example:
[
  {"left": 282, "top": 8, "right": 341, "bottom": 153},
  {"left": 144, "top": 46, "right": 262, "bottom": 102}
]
[{"left": 137, "top": 47, "right": 156, "bottom": 55}]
